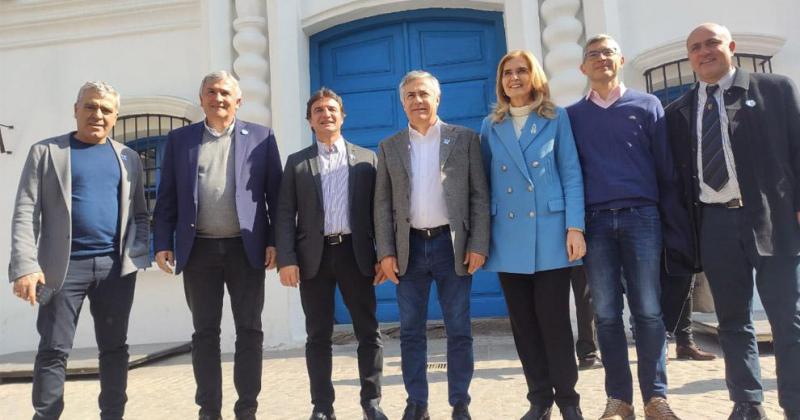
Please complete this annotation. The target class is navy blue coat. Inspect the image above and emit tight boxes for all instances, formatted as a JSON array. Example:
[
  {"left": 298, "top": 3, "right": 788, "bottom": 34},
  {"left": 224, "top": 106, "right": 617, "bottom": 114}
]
[{"left": 153, "top": 120, "right": 282, "bottom": 274}]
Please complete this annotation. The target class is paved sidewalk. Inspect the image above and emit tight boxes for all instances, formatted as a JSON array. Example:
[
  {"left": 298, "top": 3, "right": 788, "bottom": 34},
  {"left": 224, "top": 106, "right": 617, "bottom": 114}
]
[{"left": 0, "top": 327, "right": 783, "bottom": 419}]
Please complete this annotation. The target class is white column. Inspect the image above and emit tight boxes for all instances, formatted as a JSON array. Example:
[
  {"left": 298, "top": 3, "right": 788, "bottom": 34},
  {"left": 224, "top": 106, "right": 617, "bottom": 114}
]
[
  {"left": 233, "top": 0, "right": 271, "bottom": 125},
  {"left": 540, "top": 0, "right": 586, "bottom": 106},
  {"left": 503, "top": 0, "right": 544, "bottom": 59}
]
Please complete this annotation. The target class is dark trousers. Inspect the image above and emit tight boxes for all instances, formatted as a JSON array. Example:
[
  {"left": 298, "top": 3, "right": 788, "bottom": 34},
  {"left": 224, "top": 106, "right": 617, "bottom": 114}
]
[
  {"left": 499, "top": 268, "right": 580, "bottom": 409},
  {"left": 700, "top": 206, "right": 800, "bottom": 410},
  {"left": 298, "top": 235, "right": 383, "bottom": 413},
  {"left": 660, "top": 269, "right": 695, "bottom": 345},
  {"left": 570, "top": 266, "right": 598, "bottom": 358},
  {"left": 182, "top": 238, "right": 265, "bottom": 417},
  {"left": 33, "top": 254, "right": 136, "bottom": 420}
]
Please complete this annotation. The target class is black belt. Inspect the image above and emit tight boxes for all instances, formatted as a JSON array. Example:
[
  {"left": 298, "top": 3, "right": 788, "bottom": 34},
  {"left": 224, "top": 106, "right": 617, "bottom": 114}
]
[
  {"left": 411, "top": 225, "right": 450, "bottom": 239},
  {"left": 324, "top": 233, "right": 350, "bottom": 246},
  {"left": 701, "top": 198, "right": 743, "bottom": 209}
]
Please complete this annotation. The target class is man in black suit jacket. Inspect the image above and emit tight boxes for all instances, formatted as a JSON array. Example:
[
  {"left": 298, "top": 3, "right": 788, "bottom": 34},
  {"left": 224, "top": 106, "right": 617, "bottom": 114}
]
[
  {"left": 275, "top": 88, "right": 387, "bottom": 420},
  {"left": 665, "top": 23, "right": 800, "bottom": 420}
]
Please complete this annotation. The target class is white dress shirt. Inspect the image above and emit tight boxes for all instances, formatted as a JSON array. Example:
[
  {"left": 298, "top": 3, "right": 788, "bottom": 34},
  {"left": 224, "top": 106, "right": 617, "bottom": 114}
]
[
  {"left": 696, "top": 67, "right": 742, "bottom": 204},
  {"left": 317, "top": 136, "right": 351, "bottom": 235},
  {"left": 408, "top": 118, "right": 450, "bottom": 229}
]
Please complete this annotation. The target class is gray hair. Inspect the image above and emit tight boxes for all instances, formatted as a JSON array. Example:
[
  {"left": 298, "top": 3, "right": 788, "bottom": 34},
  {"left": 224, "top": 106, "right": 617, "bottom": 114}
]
[
  {"left": 398, "top": 70, "right": 441, "bottom": 100},
  {"left": 582, "top": 33, "right": 622, "bottom": 57},
  {"left": 199, "top": 70, "right": 241, "bottom": 99},
  {"left": 76, "top": 81, "right": 120, "bottom": 110}
]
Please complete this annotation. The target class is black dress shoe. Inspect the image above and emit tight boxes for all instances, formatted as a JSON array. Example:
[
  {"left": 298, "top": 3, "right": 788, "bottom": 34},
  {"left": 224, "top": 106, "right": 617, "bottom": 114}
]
[
  {"left": 309, "top": 410, "right": 337, "bottom": 420},
  {"left": 199, "top": 413, "right": 222, "bottom": 420},
  {"left": 363, "top": 405, "right": 388, "bottom": 420},
  {"left": 236, "top": 407, "right": 257, "bottom": 420},
  {"left": 785, "top": 409, "right": 800, "bottom": 420},
  {"left": 578, "top": 354, "right": 601, "bottom": 370},
  {"left": 560, "top": 406, "right": 584, "bottom": 420},
  {"left": 521, "top": 405, "right": 552, "bottom": 420},
  {"left": 452, "top": 402, "right": 471, "bottom": 420},
  {"left": 728, "top": 402, "right": 767, "bottom": 420},
  {"left": 402, "top": 402, "right": 430, "bottom": 420}
]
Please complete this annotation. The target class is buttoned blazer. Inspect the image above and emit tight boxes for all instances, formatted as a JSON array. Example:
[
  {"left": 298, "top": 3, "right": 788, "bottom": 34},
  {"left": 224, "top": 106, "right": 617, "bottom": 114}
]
[
  {"left": 665, "top": 68, "right": 800, "bottom": 270},
  {"left": 153, "top": 120, "right": 282, "bottom": 274},
  {"left": 9, "top": 133, "right": 150, "bottom": 290},
  {"left": 374, "top": 123, "right": 490, "bottom": 277},
  {"left": 479, "top": 107, "right": 585, "bottom": 274},
  {"left": 276, "top": 141, "right": 378, "bottom": 280}
]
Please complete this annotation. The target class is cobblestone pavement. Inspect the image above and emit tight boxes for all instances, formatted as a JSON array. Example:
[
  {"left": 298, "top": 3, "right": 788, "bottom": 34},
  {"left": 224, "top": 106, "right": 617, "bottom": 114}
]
[{"left": 0, "top": 328, "right": 783, "bottom": 419}]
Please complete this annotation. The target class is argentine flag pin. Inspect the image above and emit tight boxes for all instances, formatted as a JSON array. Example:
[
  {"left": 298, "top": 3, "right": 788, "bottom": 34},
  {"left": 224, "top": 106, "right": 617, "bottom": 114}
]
[
  {"left": 745, "top": 99, "right": 756, "bottom": 108},
  {"left": 241, "top": 128, "right": 249, "bottom": 135},
  {"left": 443, "top": 138, "right": 451, "bottom": 145}
]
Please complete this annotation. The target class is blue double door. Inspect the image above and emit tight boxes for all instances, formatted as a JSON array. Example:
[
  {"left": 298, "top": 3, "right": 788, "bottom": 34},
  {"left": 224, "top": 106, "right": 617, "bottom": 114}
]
[{"left": 309, "top": 8, "right": 508, "bottom": 323}]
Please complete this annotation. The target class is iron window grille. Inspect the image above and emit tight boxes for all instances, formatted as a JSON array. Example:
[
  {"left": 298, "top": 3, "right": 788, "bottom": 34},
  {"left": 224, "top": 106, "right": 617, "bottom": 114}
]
[
  {"left": 112, "top": 114, "right": 192, "bottom": 257},
  {"left": 644, "top": 53, "right": 773, "bottom": 106}
]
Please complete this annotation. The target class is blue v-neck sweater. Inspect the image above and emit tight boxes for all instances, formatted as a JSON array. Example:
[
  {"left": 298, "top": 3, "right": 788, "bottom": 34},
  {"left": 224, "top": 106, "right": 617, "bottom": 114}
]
[{"left": 566, "top": 89, "right": 675, "bottom": 211}]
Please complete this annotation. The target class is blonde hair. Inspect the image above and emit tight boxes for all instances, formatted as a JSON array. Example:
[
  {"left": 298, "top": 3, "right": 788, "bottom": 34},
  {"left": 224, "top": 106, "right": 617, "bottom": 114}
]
[{"left": 490, "top": 50, "right": 556, "bottom": 123}]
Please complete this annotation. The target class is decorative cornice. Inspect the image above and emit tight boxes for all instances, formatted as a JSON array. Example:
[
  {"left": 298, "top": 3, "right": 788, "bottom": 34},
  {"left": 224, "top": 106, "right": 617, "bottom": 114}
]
[
  {"left": 0, "top": 0, "right": 201, "bottom": 50},
  {"left": 119, "top": 96, "right": 204, "bottom": 123},
  {"left": 631, "top": 33, "right": 786, "bottom": 74}
]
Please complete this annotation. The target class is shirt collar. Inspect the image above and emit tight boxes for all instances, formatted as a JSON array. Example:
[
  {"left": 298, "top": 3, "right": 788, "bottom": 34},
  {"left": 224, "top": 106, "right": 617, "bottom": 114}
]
[
  {"left": 316, "top": 135, "right": 346, "bottom": 155},
  {"left": 408, "top": 118, "right": 442, "bottom": 140},
  {"left": 699, "top": 67, "right": 736, "bottom": 92},
  {"left": 204, "top": 119, "right": 236, "bottom": 138},
  {"left": 585, "top": 82, "right": 627, "bottom": 102}
]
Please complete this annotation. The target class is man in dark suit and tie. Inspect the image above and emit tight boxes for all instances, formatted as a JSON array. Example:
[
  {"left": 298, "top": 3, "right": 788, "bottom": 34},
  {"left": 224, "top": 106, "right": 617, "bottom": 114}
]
[
  {"left": 665, "top": 23, "right": 800, "bottom": 420},
  {"left": 374, "top": 70, "right": 490, "bottom": 420},
  {"left": 153, "top": 71, "right": 282, "bottom": 420},
  {"left": 275, "top": 88, "right": 386, "bottom": 420}
]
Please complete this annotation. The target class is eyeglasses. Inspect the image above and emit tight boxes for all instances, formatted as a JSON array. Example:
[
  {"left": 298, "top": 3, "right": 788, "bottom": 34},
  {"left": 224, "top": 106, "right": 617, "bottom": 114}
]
[{"left": 584, "top": 48, "right": 618, "bottom": 61}]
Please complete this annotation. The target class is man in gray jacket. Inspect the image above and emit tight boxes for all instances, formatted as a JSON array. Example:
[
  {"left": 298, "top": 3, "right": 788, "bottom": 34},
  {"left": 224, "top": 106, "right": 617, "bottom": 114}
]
[
  {"left": 374, "top": 70, "right": 490, "bottom": 420},
  {"left": 9, "top": 81, "right": 149, "bottom": 420}
]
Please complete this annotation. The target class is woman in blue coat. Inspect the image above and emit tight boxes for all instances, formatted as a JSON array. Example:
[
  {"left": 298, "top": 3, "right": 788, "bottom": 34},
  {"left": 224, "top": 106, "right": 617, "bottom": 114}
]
[{"left": 480, "top": 50, "right": 586, "bottom": 420}]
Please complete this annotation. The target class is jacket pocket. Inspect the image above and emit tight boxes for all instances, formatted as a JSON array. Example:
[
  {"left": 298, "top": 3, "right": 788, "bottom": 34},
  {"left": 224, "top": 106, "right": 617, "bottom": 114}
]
[{"left": 548, "top": 198, "right": 566, "bottom": 212}]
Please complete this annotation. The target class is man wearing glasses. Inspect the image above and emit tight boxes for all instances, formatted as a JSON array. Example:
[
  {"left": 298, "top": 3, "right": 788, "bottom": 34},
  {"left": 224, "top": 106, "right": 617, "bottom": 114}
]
[{"left": 567, "top": 34, "right": 691, "bottom": 420}]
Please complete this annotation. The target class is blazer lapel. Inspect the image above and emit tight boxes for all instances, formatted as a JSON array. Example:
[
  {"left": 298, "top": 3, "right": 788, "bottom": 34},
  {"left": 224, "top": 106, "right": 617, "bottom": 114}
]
[
  {"left": 392, "top": 130, "right": 412, "bottom": 176},
  {"left": 233, "top": 120, "right": 250, "bottom": 187},
  {"left": 519, "top": 114, "right": 552, "bottom": 153},
  {"left": 186, "top": 123, "right": 204, "bottom": 202},
  {"left": 724, "top": 68, "right": 750, "bottom": 139},
  {"left": 49, "top": 134, "right": 72, "bottom": 214},
  {"left": 439, "top": 124, "right": 455, "bottom": 169},
  {"left": 492, "top": 118, "right": 531, "bottom": 181},
  {"left": 346, "top": 141, "right": 357, "bottom": 213},
  {"left": 109, "top": 139, "right": 130, "bottom": 247},
  {"left": 307, "top": 146, "right": 325, "bottom": 207}
]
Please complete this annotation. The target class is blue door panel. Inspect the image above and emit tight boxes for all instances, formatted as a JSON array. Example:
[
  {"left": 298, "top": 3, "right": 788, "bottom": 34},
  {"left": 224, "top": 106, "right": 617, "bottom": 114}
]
[{"left": 311, "top": 9, "right": 508, "bottom": 323}]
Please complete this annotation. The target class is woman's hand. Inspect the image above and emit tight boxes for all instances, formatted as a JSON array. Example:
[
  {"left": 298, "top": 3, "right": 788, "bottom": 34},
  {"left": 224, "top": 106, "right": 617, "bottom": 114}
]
[{"left": 566, "top": 229, "right": 586, "bottom": 262}]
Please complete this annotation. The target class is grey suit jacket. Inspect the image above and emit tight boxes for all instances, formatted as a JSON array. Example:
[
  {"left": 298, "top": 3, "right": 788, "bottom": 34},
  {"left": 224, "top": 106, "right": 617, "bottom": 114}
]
[
  {"left": 276, "top": 141, "right": 378, "bottom": 280},
  {"left": 374, "top": 123, "right": 490, "bottom": 276},
  {"left": 9, "top": 133, "right": 150, "bottom": 290}
]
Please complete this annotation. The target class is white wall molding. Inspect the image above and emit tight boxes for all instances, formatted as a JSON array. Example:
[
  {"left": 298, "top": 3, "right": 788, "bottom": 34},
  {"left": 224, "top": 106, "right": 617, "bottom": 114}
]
[
  {"left": 631, "top": 33, "right": 786, "bottom": 74},
  {"left": 0, "top": 0, "right": 200, "bottom": 50},
  {"left": 119, "top": 96, "right": 204, "bottom": 122},
  {"left": 233, "top": 0, "right": 271, "bottom": 125}
]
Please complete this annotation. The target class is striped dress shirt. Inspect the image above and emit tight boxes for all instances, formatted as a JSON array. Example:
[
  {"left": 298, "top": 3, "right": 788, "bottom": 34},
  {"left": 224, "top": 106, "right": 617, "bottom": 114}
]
[{"left": 317, "top": 136, "right": 351, "bottom": 235}]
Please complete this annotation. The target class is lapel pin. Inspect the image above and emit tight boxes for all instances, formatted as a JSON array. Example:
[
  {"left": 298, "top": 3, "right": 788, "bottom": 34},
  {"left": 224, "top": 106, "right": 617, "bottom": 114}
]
[
  {"left": 745, "top": 99, "right": 756, "bottom": 108},
  {"left": 120, "top": 155, "right": 128, "bottom": 161},
  {"left": 241, "top": 128, "right": 249, "bottom": 135},
  {"left": 628, "top": 115, "right": 637, "bottom": 120},
  {"left": 530, "top": 124, "right": 537, "bottom": 135},
  {"left": 443, "top": 138, "right": 451, "bottom": 145}
]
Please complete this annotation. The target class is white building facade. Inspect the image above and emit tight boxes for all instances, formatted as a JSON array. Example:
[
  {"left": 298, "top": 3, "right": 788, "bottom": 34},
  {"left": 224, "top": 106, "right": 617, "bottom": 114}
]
[{"left": 0, "top": 0, "right": 797, "bottom": 355}]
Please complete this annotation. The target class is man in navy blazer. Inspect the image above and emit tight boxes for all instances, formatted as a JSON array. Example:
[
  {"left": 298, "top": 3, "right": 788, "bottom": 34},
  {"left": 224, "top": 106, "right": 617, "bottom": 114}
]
[
  {"left": 666, "top": 23, "right": 800, "bottom": 420},
  {"left": 153, "top": 71, "right": 282, "bottom": 420}
]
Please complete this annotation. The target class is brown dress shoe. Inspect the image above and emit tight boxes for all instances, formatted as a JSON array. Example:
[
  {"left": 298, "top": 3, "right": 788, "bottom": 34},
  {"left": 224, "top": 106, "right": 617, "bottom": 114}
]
[
  {"left": 644, "top": 397, "right": 680, "bottom": 420},
  {"left": 599, "top": 398, "right": 635, "bottom": 420},
  {"left": 676, "top": 343, "right": 716, "bottom": 360}
]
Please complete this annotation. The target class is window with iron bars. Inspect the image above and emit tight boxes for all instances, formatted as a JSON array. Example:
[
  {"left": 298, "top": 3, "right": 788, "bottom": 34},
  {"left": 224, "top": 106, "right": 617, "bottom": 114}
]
[
  {"left": 644, "top": 53, "right": 773, "bottom": 106},
  {"left": 112, "top": 114, "right": 192, "bottom": 257}
]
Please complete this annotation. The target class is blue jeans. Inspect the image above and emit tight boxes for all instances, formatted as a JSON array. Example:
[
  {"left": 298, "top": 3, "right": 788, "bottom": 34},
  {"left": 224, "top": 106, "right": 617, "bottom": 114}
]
[
  {"left": 584, "top": 206, "right": 667, "bottom": 404},
  {"left": 33, "top": 253, "right": 136, "bottom": 420},
  {"left": 396, "top": 232, "right": 473, "bottom": 407}
]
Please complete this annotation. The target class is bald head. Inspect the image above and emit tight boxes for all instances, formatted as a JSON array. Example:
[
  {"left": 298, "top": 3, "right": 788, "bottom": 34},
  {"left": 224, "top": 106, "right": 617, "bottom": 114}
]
[{"left": 686, "top": 22, "right": 736, "bottom": 84}]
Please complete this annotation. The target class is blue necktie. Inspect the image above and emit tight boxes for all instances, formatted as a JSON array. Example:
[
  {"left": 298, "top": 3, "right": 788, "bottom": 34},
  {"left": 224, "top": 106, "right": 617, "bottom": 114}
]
[{"left": 701, "top": 84, "right": 729, "bottom": 191}]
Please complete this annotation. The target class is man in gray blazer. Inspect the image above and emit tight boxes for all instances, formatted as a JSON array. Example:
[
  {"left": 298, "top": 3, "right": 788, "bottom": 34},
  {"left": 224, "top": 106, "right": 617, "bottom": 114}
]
[
  {"left": 374, "top": 71, "right": 490, "bottom": 420},
  {"left": 276, "top": 88, "right": 386, "bottom": 420},
  {"left": 9, "top": 81, "right": 149, "bottom": 420}
]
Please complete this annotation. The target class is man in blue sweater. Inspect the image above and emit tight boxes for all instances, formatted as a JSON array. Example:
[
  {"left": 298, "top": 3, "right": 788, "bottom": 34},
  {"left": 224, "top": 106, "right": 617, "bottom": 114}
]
[{"left": 567, "top": 34, "right": 687, "bottom": 420}]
